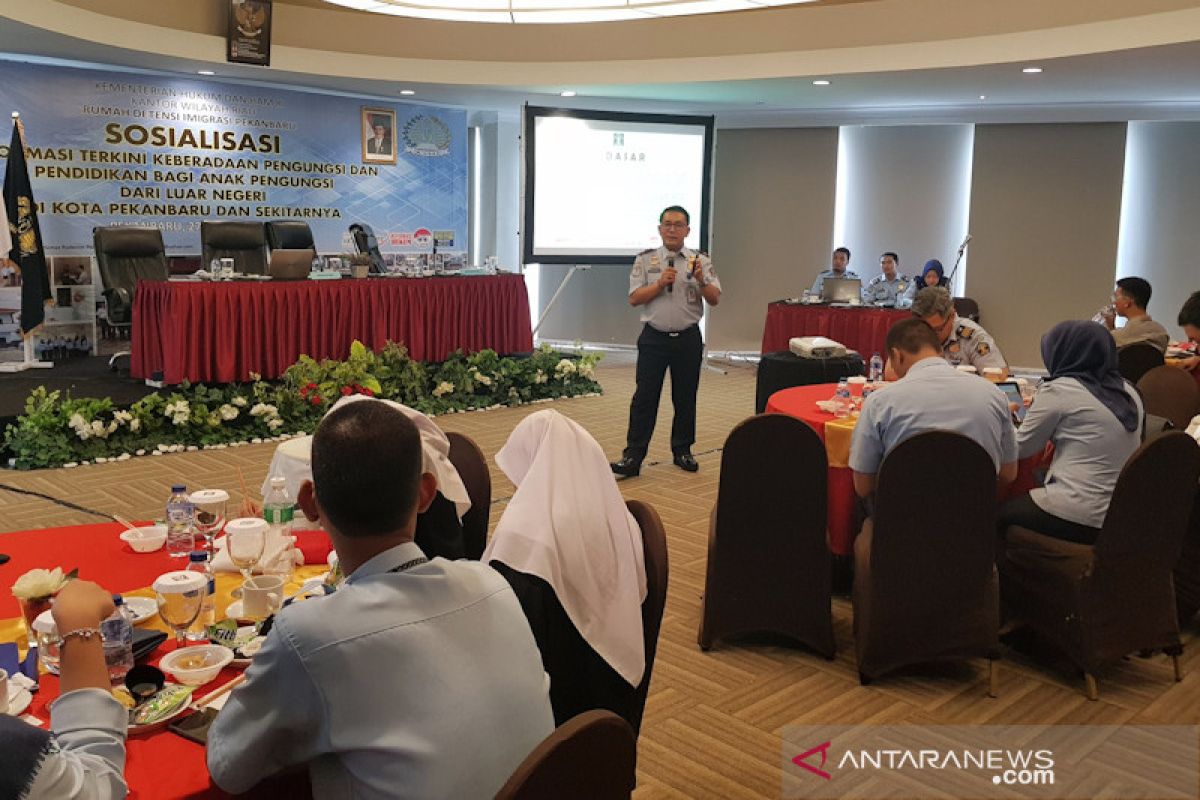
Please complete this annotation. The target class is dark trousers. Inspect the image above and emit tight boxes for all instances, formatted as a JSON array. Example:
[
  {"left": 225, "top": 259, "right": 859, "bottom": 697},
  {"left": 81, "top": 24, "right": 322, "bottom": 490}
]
[
  {"left": 998, "top": 493, "right": 1101, "bottom": 546},
  {"left": 623, "top": 323, "right": 703, "bottom": 461}
]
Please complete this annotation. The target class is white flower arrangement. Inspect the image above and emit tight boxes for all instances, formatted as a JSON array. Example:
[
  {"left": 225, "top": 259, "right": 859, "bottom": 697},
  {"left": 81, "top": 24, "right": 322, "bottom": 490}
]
[
  {"left": 11, "top": 567, "right": 72, "bottom": 601},
  {"left": 432, "top": 381, "right": 456, "bottom": 398},
  {"left": 534, "top": 370, "right": 548, "bottom": 385},
  {"left": 218, "top": 404, "right": 239, "bottom": 421},
  {"left": 231, "top": 395, "right": 249, "bottom": 407},
  {"left": 554, "top": 359, "right": 577, "bottom": 378},
  {"left": 165, "top": 400, "right": 191, "bottom": 426}
]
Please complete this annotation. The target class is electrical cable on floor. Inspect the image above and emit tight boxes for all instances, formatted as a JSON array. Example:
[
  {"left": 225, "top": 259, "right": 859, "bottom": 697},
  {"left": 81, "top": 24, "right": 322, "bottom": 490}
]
[{"left": 0, "top": 483, "right": 114, "bottom": 520}]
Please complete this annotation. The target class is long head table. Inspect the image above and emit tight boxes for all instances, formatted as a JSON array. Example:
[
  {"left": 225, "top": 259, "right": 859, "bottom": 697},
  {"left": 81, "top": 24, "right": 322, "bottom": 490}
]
[
  {"left": 761, "top": 301, "right": 910, "bottom": 358},
  {"left": 132, "top": 274, "right": 534, "bottom": 384},
  {"left": 0, "top": 522, "right": 331, "bottom": 799}
]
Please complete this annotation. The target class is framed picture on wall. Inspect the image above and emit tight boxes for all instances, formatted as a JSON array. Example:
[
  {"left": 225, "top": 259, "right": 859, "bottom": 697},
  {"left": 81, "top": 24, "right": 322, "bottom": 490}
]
[{"left": 362, "top": 107, "right": 397, "bottom": 165}]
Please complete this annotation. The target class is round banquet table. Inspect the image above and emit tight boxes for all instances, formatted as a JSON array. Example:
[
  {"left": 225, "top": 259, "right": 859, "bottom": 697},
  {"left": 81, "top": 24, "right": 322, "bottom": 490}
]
[
  {"left": 765, "top": 383, "right": 861, "bottom": 557},
  {"left": 0, "top": 522, "right": 333, "bottom": 799}
]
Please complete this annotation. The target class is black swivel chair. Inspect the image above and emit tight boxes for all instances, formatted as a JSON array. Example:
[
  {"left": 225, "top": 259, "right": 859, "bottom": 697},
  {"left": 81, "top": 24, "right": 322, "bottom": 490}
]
[
  {"left": 93, "top": 226, "right": 169, "bottom": 369},
  {"left": 349, "top": 223, "right": 387, "bottom": 274},
  {"left": 265, "top": 220, "right": 316, "bottom": 252},
  {"left": 200, "top": 221, "right": 269, "bottom": 276}
]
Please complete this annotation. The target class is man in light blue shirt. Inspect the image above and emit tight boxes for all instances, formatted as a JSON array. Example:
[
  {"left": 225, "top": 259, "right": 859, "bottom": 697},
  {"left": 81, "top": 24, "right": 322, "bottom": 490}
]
[
  {"left": 208, "top": 400, "right": 554, "bottom": 799},
  {"left": 861, "top": 251, "right": 911, "bottom": 307},
  {"left": 810, "top": 246, "right": 858, "bottom": 298},
  {"left": 850, "top": 318, "right": 1018, "bottom": 499}
]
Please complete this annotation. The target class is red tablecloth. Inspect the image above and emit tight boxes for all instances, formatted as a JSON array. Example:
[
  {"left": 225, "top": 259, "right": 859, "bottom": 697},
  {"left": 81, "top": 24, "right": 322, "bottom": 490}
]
[
  {"left": 761, "top": 302, "right": 909, "bottom": 357},
  {"left": 765, "top": 383, "right": 859, "bottom": 556},
  {"left": 132, "top": 275, "right": 534, "bottom": 384},
  {"left": 0, "top": 523, "right": 332, "bottom": 799}
]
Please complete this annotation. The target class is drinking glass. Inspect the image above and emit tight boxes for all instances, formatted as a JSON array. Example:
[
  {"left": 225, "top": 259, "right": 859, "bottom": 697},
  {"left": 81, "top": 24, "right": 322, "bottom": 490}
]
[
  {"left": 190, "top": 489, "right": 229, "bottom": 556},
  {"left": 225, "top": 518, "right": 267, "bottom": 593},
  {"left": 153, "top": 571, "right": 206, "bottom": 647},
  {"left": 220, "top": 258, "right": 235, "bottom": 280},
  {"left": 18, "top": 597, "right": 52, "bottom": 649}
]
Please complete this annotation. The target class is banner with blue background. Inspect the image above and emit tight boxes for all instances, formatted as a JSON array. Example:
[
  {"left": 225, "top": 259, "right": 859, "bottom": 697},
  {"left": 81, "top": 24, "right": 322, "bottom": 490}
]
[{"left": 0, "top": 61, "right": 467, "bottom": 256}]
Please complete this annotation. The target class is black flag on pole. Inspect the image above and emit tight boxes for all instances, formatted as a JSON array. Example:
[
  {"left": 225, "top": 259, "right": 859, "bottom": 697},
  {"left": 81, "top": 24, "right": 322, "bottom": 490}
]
[{"left": 4, "top": 118, "right": 52, "bottom": 334}]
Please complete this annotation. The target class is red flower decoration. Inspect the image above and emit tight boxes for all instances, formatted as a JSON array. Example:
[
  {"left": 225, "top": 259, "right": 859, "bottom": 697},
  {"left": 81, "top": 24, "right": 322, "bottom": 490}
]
[
  {"left": 341, "top": 386, "right": 353, "bottom": 396},
  {"left": 310, "top": 395, "right": 322, "bottom": 406},
  {"left": 362, "top": 388, "right": 375, "bottom": 397}
]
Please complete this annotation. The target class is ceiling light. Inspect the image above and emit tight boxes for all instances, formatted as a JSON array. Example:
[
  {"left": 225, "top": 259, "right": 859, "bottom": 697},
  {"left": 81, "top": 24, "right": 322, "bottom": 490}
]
[
  {"left": 1022, "top": 67, "right": 1043, "bottom": 74},
  {"left": 979, "top": 94, "right": 986, "bottom": 100},
  {"left": 812, "top": 79, "right": 830, "bottom": 86},
  {"left": 197, "top": 70, "right": 215, "bottom": 76},
  {"left": 399, "top": 89, "right": 416, "bottom": 95},
  {"left": 560, "top": 90, "right": 577, "bottom": 97},
  {"left": 325, "top": 0, "right": 819, "bottom": 22}
]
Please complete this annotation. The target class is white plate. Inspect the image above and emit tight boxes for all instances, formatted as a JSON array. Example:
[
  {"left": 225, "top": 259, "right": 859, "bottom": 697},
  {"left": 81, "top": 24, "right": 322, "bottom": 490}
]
[
  {"left": 124, "top": 596, "right": 158, "bottom": 625},
  {"left": 5, "top": 685, "right": 32, "bottom": 717}
]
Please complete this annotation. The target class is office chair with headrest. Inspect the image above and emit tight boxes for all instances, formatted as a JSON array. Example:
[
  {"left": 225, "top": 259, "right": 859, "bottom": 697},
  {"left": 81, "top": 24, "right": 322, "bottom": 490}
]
[
  {"left": 266, "top": 220, "right": 316, "bottom": 252},
  {"left": 93, "top": 226, "right": 169, "bottom": 369},
  {"left": 201, "top": 221, "right": 268, "bottom": 276},
  {"left": 349, "top": 223, "right": 387, "bottom": 274}
]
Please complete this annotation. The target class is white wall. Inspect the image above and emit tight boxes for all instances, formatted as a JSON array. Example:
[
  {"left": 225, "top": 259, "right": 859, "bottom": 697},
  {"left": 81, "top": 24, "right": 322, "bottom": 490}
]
[
  {"left": 834, "top": 125, "right": 975, "bottom": 294},
  {"left": 1116, "top": 121, "right": 1200, "bottom": 341}
]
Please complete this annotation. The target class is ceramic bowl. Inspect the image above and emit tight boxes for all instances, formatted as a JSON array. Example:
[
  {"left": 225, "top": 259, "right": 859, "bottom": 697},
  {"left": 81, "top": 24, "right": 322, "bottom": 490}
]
[
  {"left": 120, "top": 525, "right": 168, "bottom": 553},
  {"left": 159, "top": 645, "right": 234, "bottom": 686}
]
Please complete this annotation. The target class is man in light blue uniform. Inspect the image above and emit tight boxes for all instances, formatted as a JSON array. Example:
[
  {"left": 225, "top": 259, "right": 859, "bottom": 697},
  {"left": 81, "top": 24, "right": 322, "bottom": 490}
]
[
  {"left": 861, "top": 251, "right": 911, "bottom": 307},
  {"left": 850, "top": 318, "right": 1018, "bottom": 500},
  {"left": 612, "top": 205, "right": 722, "bottom": 477},
  {"left": 810, "top": 246, "right": 857, "bottom": 298},
  {"left": 911, "top": 286, "right": 1008, "bottom": 376}
]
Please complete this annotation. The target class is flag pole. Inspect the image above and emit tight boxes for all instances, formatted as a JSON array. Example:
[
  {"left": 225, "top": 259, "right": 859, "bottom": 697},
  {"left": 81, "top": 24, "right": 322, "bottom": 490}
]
[{"left": 0, "top": 111, "right": 53, "bottom": 373}]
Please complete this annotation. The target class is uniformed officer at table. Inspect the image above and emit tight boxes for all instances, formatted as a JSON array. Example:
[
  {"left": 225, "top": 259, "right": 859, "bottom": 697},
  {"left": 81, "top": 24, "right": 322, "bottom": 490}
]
[
  {"left": 911, "top": 286, "right": 1008, "bottom": 376},
  {"left": 611, "top": 206, "right": 722, "bottom": 477},
  {"left": 861, "top": 251, "right": 910, "bottom": 307}
]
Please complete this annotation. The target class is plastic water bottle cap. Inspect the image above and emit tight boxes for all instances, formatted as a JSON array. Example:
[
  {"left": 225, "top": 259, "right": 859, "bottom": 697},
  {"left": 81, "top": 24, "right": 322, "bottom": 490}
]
[
  {"left": 112, "top": 594, "right": 124, "bottom": 605},
  {"left": 171, "top": 484, "right": 186, "bottom": 493},
  {"left": 188, "top": 551, "right": 208, "bottom": 562}
]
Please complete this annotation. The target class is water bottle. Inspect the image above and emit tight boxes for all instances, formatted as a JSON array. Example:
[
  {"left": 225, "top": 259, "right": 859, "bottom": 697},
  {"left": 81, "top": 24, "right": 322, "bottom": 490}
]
[
  {"left": 869, "top": 352, "right": 884, "bottom": 383},
  {"left": 263, "top": 477, "right": 296, "bottom": 578},
  {"left": 101, "top": 595, "right": 135, "bottom": 684},
  {"left": 185, "top": 551, "right": 216, "bottom": 642},
  {"left": 834, "top": 379, "right": 851, "bottom": 419},
  {"left": 166, "top": 484, "right": 195, "bottom": 557}
]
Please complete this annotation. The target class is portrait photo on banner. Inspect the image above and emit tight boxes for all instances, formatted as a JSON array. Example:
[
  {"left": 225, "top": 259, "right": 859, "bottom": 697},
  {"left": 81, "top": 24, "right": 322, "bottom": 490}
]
[{"left": 361, "top": 107, "right": 397, "bottom": 165}]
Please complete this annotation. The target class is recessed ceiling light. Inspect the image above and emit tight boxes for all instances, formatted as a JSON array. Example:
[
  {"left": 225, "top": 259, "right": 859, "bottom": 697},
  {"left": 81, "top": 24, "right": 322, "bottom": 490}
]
[
  {"left": 979, "top": 95, "right": 986, "bottom": 100},
  {"left": 399, "top": 89, "right": 415, "bottom": 95},
  {"left": 197, "top": 70, "right": 215, "bottom": 76},
  {"left": 560, "top": 90, "right": 577, "bottom": 97},
  {"left": 1022, "top": 67, "right": 1043, "bottom": 74},
  {"left": 812, "top": 79, "right": 831, "bottom": 86}
]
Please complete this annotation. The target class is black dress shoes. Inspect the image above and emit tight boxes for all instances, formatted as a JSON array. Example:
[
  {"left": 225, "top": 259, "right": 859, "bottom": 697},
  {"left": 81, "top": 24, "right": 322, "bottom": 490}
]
[
  {"left": 673, "top": 452, "right": 699, "bottom": 472},
  {"left": 610, "top": 457, "right": 642, "bottom": 477}
]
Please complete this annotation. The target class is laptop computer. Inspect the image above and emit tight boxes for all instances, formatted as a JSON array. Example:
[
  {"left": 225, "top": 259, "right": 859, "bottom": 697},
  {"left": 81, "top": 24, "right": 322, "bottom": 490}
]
[
  {"left": 269, "top": 249, "right": 315, "bottom": 280},
  {"left": 822, "top": 276, "right": 862, "bottom": 304}
]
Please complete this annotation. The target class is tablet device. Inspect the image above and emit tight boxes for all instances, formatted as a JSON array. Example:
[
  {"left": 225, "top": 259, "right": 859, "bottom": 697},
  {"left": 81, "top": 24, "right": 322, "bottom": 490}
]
[{"left": 997, "top": 380, "right": 1026, "bottom": 425}]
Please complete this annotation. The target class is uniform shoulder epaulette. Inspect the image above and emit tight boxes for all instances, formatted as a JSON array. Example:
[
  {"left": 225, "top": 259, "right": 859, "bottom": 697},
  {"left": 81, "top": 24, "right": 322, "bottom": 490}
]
[{"left": 637, "top": 247, "right": 656, "bottom": 256}]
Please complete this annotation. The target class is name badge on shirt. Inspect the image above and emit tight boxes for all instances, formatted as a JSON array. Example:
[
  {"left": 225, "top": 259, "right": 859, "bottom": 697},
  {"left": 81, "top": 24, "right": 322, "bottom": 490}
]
[{"left": 687, "top": 285, "right": 700, "bottom": 304}]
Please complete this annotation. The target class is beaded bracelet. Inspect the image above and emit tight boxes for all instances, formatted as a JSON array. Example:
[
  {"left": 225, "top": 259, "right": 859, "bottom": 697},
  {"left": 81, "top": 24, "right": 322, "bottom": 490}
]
[{"left": 59, "top": 627, "right": 102, "bottom": 645}]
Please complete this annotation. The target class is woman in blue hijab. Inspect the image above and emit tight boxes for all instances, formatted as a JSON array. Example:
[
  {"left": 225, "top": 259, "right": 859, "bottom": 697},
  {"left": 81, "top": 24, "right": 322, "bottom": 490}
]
[
  {"left": 998, "top": 320, "right": 1143, "bottom": 544},
  {"left": 901, "top": 259, "right": 948, "bottom": 305}
]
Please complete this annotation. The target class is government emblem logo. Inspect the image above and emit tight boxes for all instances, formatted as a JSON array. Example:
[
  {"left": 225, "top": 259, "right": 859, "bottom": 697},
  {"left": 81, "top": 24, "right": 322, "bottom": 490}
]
[{"left": 403, "top": 115, "right": 452, "bottom": 157}]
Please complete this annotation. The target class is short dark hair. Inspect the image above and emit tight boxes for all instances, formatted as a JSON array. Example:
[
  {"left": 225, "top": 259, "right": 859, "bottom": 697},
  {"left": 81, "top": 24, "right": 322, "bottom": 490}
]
[
  {"left": 1179, "top": 291, "right": 1200, "bottom": 328},
  {"left": 659, "top": 206, "right": 689, "bottom": 225},
  {"left": 1116, "top": 277, "right": 1152, "bottom": 309},
  {"left": 311, "top": 401, "right": 422, "bottom": 538},
  {"left": 886, "top": 317, "right": 941, "bottom": 356},
  {"left": 834, "top": 246, "right": 851, "bottom": 260},
  {"left": 881, "top": 251, "right": 899, "bottom": 264}
]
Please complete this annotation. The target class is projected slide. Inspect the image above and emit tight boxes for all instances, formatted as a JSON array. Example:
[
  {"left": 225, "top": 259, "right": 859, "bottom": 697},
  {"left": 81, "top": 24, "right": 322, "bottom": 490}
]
[{"left": 523, "top": 107, "right": 713, "bottom": 265}]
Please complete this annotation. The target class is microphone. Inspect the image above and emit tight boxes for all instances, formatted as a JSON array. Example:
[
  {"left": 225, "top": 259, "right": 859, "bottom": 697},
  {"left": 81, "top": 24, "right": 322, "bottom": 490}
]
[
  {"left": 667, "top": 256, "right": 674, "bottom": 293},
  {"left": 957, "top": 233, "right": 972, "bottom": 254}
]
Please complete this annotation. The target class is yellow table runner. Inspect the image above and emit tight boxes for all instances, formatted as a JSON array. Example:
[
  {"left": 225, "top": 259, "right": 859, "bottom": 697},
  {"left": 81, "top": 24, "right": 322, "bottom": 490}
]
[
  {"left": 2, "top": 566, "right": 328, "bottom": 652},
  {"left": 823, "top": 416, "right": 860, "bottom": 469}
]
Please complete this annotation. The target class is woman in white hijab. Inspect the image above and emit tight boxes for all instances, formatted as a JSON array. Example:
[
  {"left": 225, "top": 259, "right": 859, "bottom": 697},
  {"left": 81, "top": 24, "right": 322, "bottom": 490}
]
[{"left": 484, "top": 409, "right": 648, "bottom": 727}]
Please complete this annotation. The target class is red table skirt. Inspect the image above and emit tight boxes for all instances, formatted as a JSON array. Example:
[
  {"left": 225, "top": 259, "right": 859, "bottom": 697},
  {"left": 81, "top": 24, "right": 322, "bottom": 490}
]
[
  {"left": 765, "top": 383, "right": 858, "bottom": 556},
  {"left": 761, "top": 302, "right": 909, "bottom": 358},
  {"left": 132, "top": 275, "right": 534, "bottom": 384}
]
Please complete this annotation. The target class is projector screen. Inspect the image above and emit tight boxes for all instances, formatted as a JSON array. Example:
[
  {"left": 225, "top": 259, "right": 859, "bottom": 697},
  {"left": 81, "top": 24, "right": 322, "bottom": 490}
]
[{"left": 522, "top": 106, "right": 714, "bottom": 265}]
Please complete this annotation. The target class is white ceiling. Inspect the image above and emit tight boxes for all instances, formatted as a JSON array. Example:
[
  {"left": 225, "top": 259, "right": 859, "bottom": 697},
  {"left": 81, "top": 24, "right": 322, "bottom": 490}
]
[{"left": 1, "top": 15, "right": 1199, "bottom": 126}]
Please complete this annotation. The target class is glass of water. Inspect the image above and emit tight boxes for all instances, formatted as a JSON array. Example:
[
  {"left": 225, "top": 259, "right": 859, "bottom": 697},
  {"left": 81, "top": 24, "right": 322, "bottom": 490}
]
[
  {"left": 225, "top": 517, "right": 267, "bottom": 591},
  {"left": 153, "top": 571, "right": 206, "bottom": 647}
]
